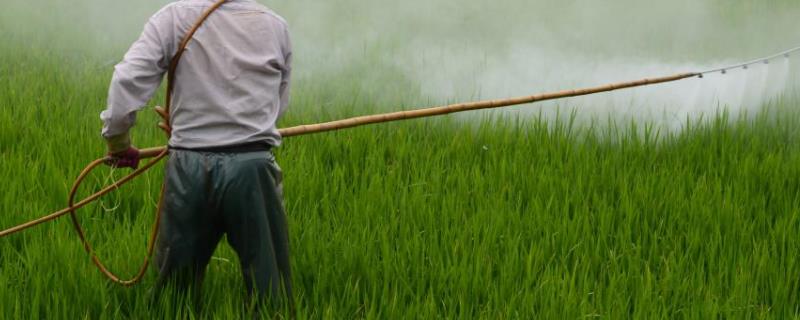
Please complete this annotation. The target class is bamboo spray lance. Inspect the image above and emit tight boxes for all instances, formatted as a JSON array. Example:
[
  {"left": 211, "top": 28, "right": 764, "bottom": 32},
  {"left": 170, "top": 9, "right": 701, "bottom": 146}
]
[{"left": 1, "top": 0, "right": 799, "bottom": 286}]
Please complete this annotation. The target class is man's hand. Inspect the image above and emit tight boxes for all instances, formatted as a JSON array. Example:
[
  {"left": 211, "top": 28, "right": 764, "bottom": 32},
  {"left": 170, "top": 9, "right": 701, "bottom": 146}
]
[{"left": 104, "top": 147, "right": 141, "bottom": 169}]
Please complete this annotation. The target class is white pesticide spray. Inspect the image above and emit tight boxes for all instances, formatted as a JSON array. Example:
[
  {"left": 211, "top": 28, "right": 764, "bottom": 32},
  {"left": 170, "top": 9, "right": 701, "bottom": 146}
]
[
  {"left": 1, "top": 0, "right": 799, "bottom": 131},
  {"left": 267, "top": 0, "right": 800, "bottom": 131}
]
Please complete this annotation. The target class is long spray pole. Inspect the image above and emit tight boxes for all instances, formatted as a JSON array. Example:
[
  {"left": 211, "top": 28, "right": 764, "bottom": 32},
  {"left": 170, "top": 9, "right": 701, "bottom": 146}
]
[
  {"left": 2, "top": 25, "right": 799, "bottom": 286},
  {"left": 8, "top": 42, "right": 800, "bottom": 237}
]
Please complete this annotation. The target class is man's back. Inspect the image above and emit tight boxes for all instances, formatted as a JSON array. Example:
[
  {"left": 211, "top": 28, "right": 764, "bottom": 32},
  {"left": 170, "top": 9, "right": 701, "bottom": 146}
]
[
  {"left": 102, "top": 0, "right": 292, "bottom": 149},
  {"left": 99, "top": 1, "right": 296, "bottom": 312}
]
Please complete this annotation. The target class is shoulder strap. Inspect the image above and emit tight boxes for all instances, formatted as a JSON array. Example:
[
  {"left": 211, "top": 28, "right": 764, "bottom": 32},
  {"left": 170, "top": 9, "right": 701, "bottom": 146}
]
[{"left": 157, "top": 0, "right": 229, "bottom": 136}]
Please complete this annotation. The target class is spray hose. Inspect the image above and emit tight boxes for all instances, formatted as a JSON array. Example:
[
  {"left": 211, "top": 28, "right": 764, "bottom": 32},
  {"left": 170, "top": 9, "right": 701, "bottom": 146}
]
[
  {"left": 0, "top": 0, "right": 229, "bottom": 286},
  {"left": 2, "top": 0, "right": 800, "bottom": 287}
]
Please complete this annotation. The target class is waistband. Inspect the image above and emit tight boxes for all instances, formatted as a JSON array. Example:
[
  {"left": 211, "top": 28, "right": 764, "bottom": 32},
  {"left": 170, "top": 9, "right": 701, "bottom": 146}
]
[{"left": 169, "top": 141, "right": 273, "bottom": 153}]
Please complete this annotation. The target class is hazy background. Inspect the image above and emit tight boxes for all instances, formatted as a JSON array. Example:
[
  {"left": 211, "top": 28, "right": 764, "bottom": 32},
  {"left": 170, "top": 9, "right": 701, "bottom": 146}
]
[{"left": 2, "top": 0, "right": 799, "bottom": 129}]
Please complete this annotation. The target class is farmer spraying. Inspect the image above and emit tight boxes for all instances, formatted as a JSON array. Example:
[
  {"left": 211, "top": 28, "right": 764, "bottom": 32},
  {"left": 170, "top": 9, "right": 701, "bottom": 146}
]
[
  {"left": 100, "top": 0, "right": 293, "bottom": 310},
  {"left": 4, "top": 1, "right": 800, "bottom": 318}
]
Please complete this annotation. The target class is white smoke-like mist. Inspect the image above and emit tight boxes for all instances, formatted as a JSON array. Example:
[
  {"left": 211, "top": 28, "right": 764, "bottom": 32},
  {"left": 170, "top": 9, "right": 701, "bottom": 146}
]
[
  {"left": 269, "top": 0, "right": 800, "bottom": 129},
  {"left": 3, "top": 0, "right": 799, "bottom": 129}
]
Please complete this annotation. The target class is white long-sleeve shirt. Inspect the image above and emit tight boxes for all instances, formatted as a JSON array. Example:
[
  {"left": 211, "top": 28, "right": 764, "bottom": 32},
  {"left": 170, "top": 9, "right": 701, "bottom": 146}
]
[{"left": 101, "top": 0, "right": 292, "bottom": 149}]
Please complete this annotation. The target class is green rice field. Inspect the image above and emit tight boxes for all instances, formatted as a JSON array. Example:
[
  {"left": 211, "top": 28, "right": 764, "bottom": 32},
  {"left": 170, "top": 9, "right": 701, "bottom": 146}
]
[{"left": 2, "top": 0, "right": 800, "bottom": 319}]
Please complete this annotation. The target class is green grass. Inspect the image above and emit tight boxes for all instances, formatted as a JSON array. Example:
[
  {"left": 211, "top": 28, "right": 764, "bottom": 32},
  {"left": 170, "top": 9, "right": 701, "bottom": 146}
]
[
  {"left": 3, "top": 48, "right": 800, "bottom": 319},
  {"left": 3, "top": 1, "right": 800, "bottom": 319}
]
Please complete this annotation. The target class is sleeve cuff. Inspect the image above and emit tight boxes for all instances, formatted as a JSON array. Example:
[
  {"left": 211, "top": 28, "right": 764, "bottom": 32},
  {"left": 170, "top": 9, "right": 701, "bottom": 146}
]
[{"left": 105, "top": 132, "right": 132, "bottom": 154}]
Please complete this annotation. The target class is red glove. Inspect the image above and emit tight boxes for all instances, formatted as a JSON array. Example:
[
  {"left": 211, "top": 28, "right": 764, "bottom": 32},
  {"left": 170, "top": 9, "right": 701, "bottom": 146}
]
[{"left": 104, "top": 147, "right": 141, "bottom": 169}]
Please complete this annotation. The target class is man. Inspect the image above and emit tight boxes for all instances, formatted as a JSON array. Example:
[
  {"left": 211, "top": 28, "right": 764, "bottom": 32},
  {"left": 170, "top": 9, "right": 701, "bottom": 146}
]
[{"left": 99, "top": 0, "right": 293, "bottom": 311}]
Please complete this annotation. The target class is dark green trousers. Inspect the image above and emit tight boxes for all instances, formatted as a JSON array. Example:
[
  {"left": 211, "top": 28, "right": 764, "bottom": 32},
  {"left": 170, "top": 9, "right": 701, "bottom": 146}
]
[{"left": 154, "top": 149, "right": 293, "bottom": 310}]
